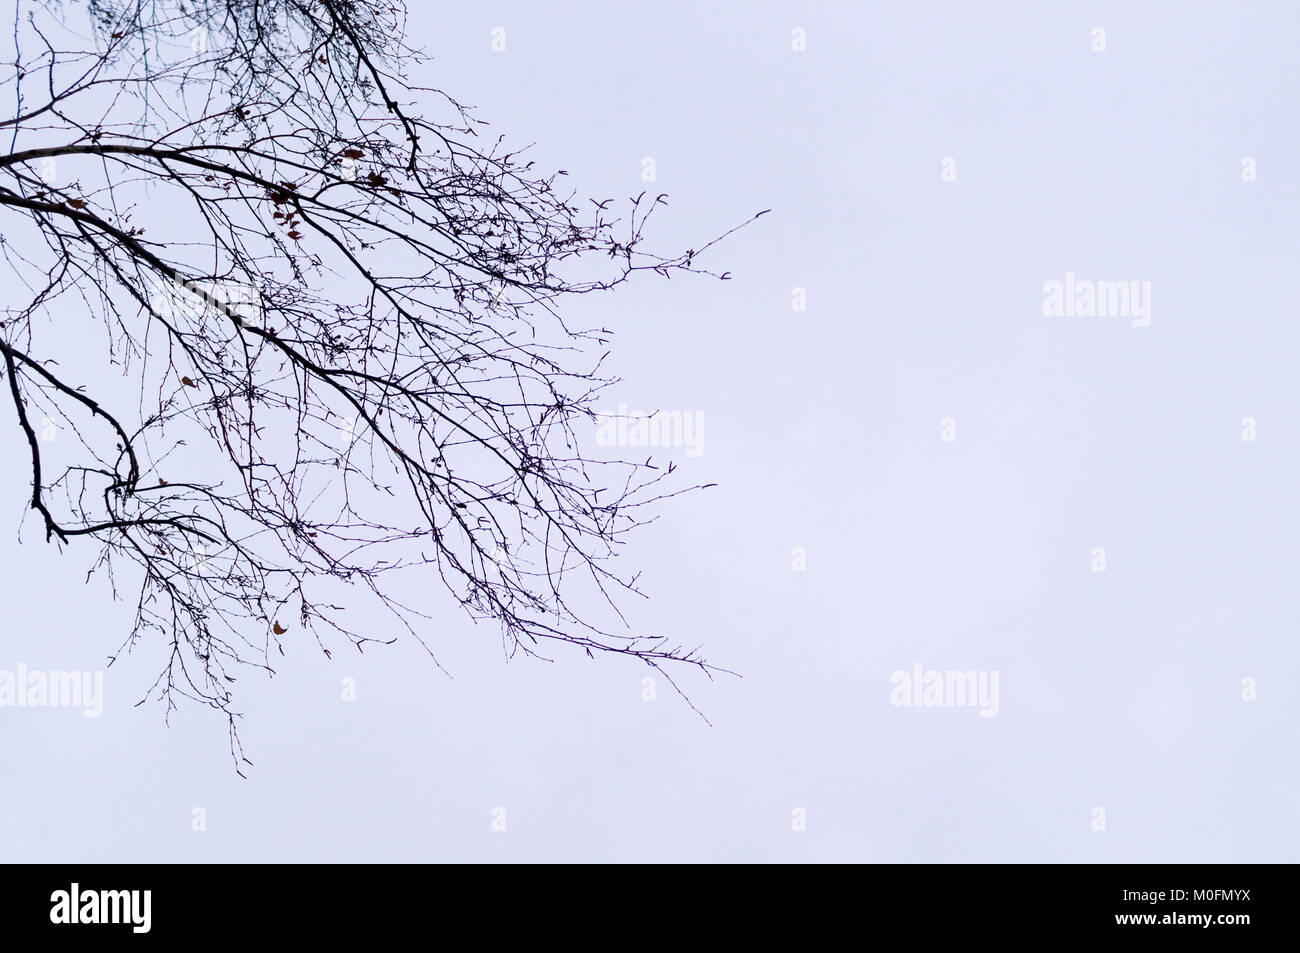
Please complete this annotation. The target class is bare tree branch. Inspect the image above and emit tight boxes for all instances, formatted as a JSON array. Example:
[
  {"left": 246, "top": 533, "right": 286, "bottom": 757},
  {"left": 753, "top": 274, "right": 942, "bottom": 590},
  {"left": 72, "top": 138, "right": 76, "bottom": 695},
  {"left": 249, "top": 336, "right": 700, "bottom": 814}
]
[{"left": 1, "top": 0, "right": 758, "bottom": 770}]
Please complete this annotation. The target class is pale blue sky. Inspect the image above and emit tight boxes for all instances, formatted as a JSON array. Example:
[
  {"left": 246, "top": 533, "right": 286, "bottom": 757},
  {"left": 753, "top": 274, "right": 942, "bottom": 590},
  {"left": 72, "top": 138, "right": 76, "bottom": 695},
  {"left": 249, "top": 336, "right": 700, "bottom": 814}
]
[{"left": 1, "top": 0, "right": 1297, "bottom": 862}]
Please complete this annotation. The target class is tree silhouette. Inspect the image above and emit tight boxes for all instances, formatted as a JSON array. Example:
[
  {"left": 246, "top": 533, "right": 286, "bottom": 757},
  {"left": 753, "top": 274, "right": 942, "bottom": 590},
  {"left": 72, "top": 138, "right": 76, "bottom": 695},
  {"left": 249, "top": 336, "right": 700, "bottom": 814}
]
[{"left": 0, "top": 0, "right": 758, "bottom": 769}]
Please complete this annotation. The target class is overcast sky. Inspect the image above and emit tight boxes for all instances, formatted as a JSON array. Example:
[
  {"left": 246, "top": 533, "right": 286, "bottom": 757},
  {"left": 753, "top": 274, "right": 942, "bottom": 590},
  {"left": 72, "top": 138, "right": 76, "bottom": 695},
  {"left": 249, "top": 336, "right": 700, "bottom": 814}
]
[{"left": 2, "top": 0, "right": 1297, "bottom": 862}]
